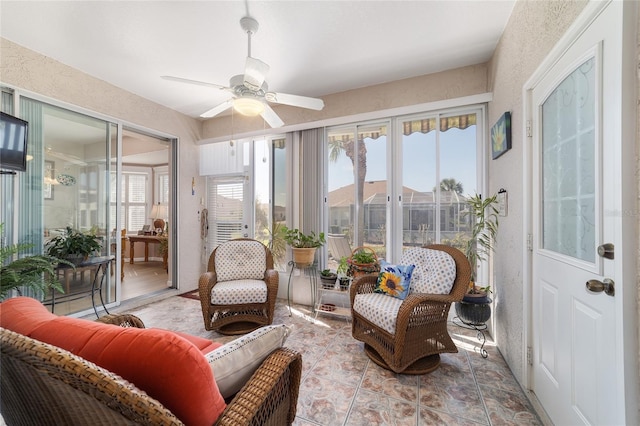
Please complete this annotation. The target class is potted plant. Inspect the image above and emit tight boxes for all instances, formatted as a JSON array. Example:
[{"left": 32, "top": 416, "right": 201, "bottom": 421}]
[
  {"left": 320, "top": 269, "right": 337, "bottom": 289},
  {"left": 347, "top": 246, "right": 380, "bottom": 279},
  {"left": 282, "top": 226, "right": 325, "bottom": 267},
  {"left": 456, "top": 193, "right": 499, "bottom": 325},
  {"left": 45, "top": 226, "right": 103, "bottom": 265},
  {"left": 1, "top": 223, "right": 71, "bottom": 299},
  {"left": 336, "top": 256, "right": 350, "bottom": 291}
]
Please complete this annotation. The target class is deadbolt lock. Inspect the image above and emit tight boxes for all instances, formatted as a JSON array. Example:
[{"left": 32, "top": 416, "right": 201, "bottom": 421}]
[{"left": 597, "top": 243, "right": 614, "bottom": 259}]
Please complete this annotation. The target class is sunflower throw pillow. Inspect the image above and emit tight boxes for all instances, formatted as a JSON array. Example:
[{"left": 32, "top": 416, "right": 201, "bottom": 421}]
[{"left": 374, "top": 260, "right": 415, "bottom": 300}]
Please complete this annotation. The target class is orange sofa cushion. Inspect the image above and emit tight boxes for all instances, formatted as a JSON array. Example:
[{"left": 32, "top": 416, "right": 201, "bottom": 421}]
[{"left": 0, "top": 297, "right": 225, "bottom": 426}]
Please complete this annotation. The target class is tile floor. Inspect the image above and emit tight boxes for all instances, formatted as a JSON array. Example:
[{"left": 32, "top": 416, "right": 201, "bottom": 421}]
[{"left": 120, "top": 296, "right": 544, "bottom": 426}]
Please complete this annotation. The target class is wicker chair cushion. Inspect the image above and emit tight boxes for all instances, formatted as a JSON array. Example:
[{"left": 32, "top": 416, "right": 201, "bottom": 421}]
[
  {"left": 401, "top": 247, "right": 456, "bottom": 294},
  {"left": 0, "top": 297, "right": 226, "bottom": 426},
  {"left": 210, "top": 279, "right": 268, "bottom": 304},
  {"left": 353, "top": 292, "right": 404, "bottom": 335},
  {"left": 374, "top": 261, "right": 415, "bottom": 300},
  {"left": 205, "top": 324, "right": 290, "bottom": 398},
  {"left": 215, "top": 240, "right": 267, "bottom": 282}
]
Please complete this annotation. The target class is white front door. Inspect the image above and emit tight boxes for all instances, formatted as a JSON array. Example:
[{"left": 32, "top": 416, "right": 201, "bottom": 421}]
[{"left": 530, "top": 2, "right": 633, "bottom": 425}]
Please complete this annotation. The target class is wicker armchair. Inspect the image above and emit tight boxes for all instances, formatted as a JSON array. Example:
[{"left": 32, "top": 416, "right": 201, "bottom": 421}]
[
  {"left": 1, "top": 314, "right": 302, "bottom": 425},
  {"left": 350, "top": 244, "right": 471, "bottom": 374},
  {"left": 199, "top": 238, "right": 279, "bottom": 335}
]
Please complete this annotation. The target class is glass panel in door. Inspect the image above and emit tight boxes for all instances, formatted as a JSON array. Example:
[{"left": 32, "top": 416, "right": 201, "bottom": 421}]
[
  {"left": 21, "top": 99, "right": 114, "bottom": 316},
  {"left": 207, "top": 176, "right": 245, "bottom": 256},
  {"left": 401, "top": 117, "right": 437, "bottom": 250},
  {"left": 327, "top": 126, "right": 355, "bottom": 269},
  {"left": 542, "top": 57, "right": 596, "bottom": 263},
  {"left": 358, "top": 123, "right": 387, "bottom": 260}
]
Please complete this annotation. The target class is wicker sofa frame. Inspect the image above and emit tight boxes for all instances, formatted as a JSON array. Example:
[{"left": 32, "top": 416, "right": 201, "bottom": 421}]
[
  {"left": 1, "top": 314, "right": 302, "bottom": 425},
  {"left": 350, "top": 244, "right": 471, "bottom": 374},
  {"left": 199, "top": 238, "right": 279, "bottom": 335}
]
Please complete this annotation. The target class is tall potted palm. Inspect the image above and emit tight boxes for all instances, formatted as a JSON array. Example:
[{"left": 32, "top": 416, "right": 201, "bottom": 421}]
[
  {"left": 455, "top": 193, "right": 499, "bottom": 325},
  {"left": 282, "top": 226, "right": 325, "bottom": 267}
]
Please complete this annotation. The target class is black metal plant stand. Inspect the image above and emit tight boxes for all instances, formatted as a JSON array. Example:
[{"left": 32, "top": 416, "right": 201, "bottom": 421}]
[{"left": 453, "top": 298, "right": 492, "bottom": 358}]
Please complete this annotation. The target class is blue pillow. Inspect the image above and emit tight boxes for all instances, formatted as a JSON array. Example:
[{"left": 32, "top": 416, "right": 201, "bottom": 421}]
[{"left": 374, "top": 260, "right": 415, "bottom": 300}]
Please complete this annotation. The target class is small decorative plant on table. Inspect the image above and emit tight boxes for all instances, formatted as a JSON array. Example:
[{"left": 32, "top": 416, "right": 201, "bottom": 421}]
[
  {"left": 282, "top": 226, "right": 325, "bottom": 267},
  {"left": 45, "top": 226, "right": 103, "bottom": 265}
]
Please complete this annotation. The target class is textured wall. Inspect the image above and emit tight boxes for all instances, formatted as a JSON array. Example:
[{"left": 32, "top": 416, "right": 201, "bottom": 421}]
[
  {"left": 486, "top": 0, "right": 588, "bottom": 383},
  {"left": 0, "top": 37, "right": 205, "bottom": 291}
]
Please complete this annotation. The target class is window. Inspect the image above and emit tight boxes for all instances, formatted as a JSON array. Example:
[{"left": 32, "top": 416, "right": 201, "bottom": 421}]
[
  {"left": 111, "top": 171, "right": 149, "bottom": 233},
  {"left": 325, "top": 107, "right": 483, "bottom": 264}
]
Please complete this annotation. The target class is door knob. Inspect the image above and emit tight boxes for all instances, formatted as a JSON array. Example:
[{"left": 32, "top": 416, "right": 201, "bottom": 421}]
[{"left": 585, "top": 278, "right": 615, "bottom": 296}]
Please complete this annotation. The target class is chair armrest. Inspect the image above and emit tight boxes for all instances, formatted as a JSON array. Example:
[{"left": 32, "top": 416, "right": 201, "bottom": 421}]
[
  {"left": 264, "top": 269, "right": 279, "bottom": 284},
  {"left": 198, "top": 271, "right": 218, "bottom": 299},
  {"left": 96, "top": 314, "right": 146, "bottom": 328},
  {"left": 350, "top": 274, "right": 378, "bottom": 305},
  {"left": 216, "top": 347, "right": 302, "bottom": 425}
]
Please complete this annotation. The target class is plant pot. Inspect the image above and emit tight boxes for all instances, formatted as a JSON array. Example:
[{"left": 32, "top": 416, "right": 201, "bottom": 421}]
[
  {"left": 462, "top": 292, "right": 491, "bottom": 304},
  {"left": 339, "top": 277, "right": 350, "bottom": 291},
  {"left": 455, "top": 298, "right": 492, "bottom": 325},
  {"left": 291, "top": 247, "right": 316, "bottom": 267},
  {"left": 65, "top": 254, "right": 88, "bottom": 266},
  {"left": 320, "top": 273, "right": 337, "bottom": 290}
]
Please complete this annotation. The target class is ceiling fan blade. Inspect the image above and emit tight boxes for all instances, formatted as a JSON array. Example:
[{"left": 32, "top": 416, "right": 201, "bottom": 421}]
[
  {"left": 265, "top": 92, "right": 324, "bottom": 110},
  {"left": 200, "top": 99, "right": 233, "bottom": 118},
  {"left": 261, "top": 104, "right": 284, "bottom": 128},
  {"left": 243, "top": 57, "right": 270, "bottom": 91},
  {"left": 161, "top": 75, "right": 229, "bottom": 90}
]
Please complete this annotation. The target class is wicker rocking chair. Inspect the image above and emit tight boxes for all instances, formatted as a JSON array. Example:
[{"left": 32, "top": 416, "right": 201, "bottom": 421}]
[
  {"left": 199, "top": 238, "right": 279, "bottom": 335},
  {"left": 350, "top": 244, "right": 471, "bottom": 374}
]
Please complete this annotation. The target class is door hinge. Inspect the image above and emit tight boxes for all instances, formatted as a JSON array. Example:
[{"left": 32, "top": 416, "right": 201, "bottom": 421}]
[
  {"left": 527, "top": 234, "right": 533, "bottom": 251},
  {"left": 527, "top": 346, "right": 533, "bottom": 365},
  {"left": 526, "top": 120, "right": 532, "bottom": 137}
]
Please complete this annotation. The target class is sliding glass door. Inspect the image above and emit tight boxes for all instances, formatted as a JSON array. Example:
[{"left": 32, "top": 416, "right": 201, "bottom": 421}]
[
  {"left": 20, "top": 98, "right": 117, "bottom": 314},
  {"left": 325, "top": 107, "right": 483, "bottom": 265}
]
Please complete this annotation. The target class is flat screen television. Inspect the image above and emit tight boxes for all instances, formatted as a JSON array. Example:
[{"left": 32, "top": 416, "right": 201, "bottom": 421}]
[{"left": 0, "top": 111, "right": 29, "bottom": 173}]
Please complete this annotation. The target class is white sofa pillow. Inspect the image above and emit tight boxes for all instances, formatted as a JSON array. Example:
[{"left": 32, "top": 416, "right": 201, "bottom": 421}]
[{"left": 205, "top": 324, "right": 290, "bottom": 398}]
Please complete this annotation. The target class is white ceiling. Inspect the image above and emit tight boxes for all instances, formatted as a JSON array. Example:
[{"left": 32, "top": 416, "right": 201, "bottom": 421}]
[{"left": 0, "top": 1, "right": 516, "bottom": 120}]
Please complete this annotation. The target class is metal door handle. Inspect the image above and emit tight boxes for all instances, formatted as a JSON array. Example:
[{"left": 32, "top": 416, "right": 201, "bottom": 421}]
[{"left": 585, "top": 278, "right": 615, "bottom": 296}]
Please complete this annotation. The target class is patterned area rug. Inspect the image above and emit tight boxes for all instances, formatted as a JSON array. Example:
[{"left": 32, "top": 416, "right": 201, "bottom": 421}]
[{"left": 178, "top": 290, "right": 199, "bottom": 301}]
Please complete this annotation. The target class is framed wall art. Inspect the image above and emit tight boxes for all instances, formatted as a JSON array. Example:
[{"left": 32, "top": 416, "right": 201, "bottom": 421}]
[{"left": 491, "top": 111, "right": 512, "bottom": 160}]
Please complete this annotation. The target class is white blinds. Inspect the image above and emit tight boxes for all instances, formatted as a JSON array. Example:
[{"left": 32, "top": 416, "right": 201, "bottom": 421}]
[
  {"left": 206, "top": 176, "right": 245, "bottom": 256},
  {"left": 200, "top": 142, "right": 244, "bottom": 176}
]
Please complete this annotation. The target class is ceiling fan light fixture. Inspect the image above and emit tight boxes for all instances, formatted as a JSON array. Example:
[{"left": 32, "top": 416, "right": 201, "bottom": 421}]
[{"left": 233, "top": 97, "right": 264, "bottom": 116}]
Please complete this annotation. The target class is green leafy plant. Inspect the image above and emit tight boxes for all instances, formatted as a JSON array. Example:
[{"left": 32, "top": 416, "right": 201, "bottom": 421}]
[
  {"left": 349, "top": 249, "right": 376, "bottom": 265},
  {"left": 281, "top": 226, "right": 326, "bottom": 248},
  {"left": 44, "top": 226, "right": 102, "bottom": 261},
  {"left": 1, "top": 223, "right": 71, "bottom": 299},
  {"left": 336, "top": 256, "right": 349, "bottom": 277},
  {"left": 320, "top": 269, "right": 335, "bottom": 277},
  {"left": 464, "top": 193, "right": 499, "bottom": 289}
]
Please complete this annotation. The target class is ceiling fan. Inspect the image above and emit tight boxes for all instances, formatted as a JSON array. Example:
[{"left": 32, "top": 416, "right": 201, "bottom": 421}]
[{"left": 162, "top": 16, "right": 324, "bottom": 128}]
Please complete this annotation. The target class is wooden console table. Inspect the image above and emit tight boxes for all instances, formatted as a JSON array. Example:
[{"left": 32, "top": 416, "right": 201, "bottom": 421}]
[{"left": 128, "top": 234, "right": 167, "bottom": 270}]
